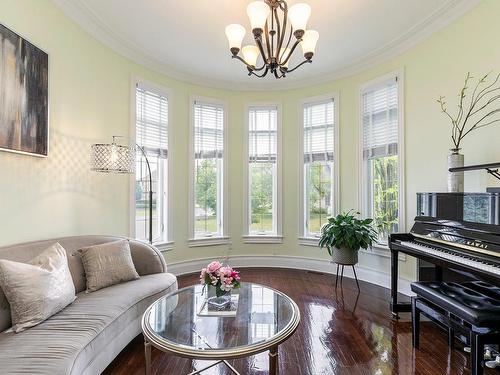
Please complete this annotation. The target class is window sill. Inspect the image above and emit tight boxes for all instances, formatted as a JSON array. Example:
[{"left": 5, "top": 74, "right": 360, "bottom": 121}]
[
  {"left": 360, "top": 244, "right": 406, "bottom": 261},
  {"left": 188, "top": 237, "right": 230, "bottom": 248},
  {"left": 298, "top": 237, "right": 320, "bottom": 247},
  {"left": 154, "top": 241, "right": 174, "bottom": 252},
  {"left": 242, "top": 235, "right": 283, "bottom": 244}
]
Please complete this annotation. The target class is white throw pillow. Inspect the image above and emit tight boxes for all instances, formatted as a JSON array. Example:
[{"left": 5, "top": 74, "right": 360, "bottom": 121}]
[{"left": 0, "top": 243, "right": 76, "bottom": 333}]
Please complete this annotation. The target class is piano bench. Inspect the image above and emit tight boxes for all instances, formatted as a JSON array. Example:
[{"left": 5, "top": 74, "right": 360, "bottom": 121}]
[{"left": 411, "top": 281, "right": 500, "bottom": 375}]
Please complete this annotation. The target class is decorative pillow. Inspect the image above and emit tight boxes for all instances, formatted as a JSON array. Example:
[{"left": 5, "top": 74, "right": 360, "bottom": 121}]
[
  {"left": 79, "top": 240, "right": 139, "bottom": 292},
  {"left": 0, "top": 243, "right": 76, "bottom": 333}
]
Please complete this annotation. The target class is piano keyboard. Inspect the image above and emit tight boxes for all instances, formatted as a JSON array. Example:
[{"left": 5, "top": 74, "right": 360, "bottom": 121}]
[{"left": 400, "top": 241, "right": 500, "bottom": 276}]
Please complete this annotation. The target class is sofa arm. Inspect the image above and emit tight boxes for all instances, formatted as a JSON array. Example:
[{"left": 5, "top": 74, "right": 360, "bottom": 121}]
[{"left": 128, "top": 240, "right": 167, "bottom": 276}]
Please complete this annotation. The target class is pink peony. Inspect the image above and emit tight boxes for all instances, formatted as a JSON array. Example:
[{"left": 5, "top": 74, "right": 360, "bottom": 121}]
[
  {"left": 207, "top": 261, "right": 222, "bottom": 274},
  {"left": 231, "top": 270, "right": 240, "bottom": 281}
]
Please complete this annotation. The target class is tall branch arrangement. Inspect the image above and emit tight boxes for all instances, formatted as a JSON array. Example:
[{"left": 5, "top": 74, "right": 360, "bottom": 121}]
[{"left": 437, "top": 72, "right": 500, "bottom": 150}]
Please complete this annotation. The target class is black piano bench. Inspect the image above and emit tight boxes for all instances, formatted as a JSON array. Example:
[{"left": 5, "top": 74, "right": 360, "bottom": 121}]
[{"left": 410, "top": 281, "right": 500, "bottom": 375}]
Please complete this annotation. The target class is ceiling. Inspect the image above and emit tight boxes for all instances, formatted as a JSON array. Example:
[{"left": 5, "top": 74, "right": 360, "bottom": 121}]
[{"left": 53, "top": 0, "right": 479, "bottom": 90}]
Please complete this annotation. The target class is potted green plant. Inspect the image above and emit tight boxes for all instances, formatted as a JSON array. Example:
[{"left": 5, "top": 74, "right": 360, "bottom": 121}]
[{"left": 319, "top": 211, "right": 378, "bottom": 265}]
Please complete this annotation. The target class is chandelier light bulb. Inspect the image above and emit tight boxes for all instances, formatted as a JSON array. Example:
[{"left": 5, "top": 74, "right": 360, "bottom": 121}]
[
  {"left": 247, "top": 1, "right": 271, "bottom": 32},
  {"left": 288, "top": 3, "right": 311, "bottom": 33},
  {"left": 242, "top": 45, "right": 260, "bottom": 67},
  {"left": 225, "top": 24, "right": 246, "bottom": 54},
  {"left": 301, "top": 29, "right": 319, "bottom": 58}
]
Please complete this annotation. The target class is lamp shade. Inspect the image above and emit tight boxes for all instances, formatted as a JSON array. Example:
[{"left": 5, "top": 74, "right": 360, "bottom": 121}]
[
  {"left": 301, "top": 29, "right": 319, "bottom": 55},
  {"left": 225, "top": 24, "right": 246, "bottom": 50},
  {"left": 90, "top": 143, "right": 135, "bottom": 173},
  {"left": 247, "top": 1, "right": 270, "bottom": 31},
  {"left": 288, "top": 3, "right": 311, "bottom": 32},
  {"left": 242, "top": 45, "right": 260, "bottom": 67}
]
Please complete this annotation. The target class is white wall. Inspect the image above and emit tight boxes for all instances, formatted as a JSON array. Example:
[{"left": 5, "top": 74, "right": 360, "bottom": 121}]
[{"left": 1, "top": 0, "right": 499, "bottom": 287}]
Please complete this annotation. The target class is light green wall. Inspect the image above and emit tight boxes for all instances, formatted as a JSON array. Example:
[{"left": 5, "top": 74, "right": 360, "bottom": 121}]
[{"left": 1, "top": 0, "right": 499, "bottom": 282}]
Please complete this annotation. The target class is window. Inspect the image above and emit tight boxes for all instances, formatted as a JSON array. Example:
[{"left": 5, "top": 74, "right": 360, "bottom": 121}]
[
  {"left": 134, "top": 82, "right": 169, "bottom": 245},
  {"left": 300, "top": 97, "right": 338, "bottom": 242},
  {"left": 245, "top": 105, "right": 281, "bottom": 241},
  {"left": 361, "top": 73, "right": 403, "bottom": 245},
  {"left": 190, "top": 99, "right": 226, "bottom": 243}
]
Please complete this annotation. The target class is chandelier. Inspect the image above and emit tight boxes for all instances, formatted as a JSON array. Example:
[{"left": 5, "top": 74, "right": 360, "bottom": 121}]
[{"left": 225, "top": 1, "right": 319, "bottom": 79}]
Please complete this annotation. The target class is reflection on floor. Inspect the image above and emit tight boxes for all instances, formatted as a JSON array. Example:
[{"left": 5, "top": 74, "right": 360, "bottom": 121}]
[{"left": 104, "top": 268, "right": 496, "bottom": 375}]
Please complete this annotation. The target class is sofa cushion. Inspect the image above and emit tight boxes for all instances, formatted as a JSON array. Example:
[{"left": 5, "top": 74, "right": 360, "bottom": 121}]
[
  {"left": 0, "top": 272, "right": 177, "bottom": 375},
  {"left": 79, "top": 240, "right": 139, "bottom": 292},
  {"left": 0, "top": 243, "right": 76, "bottom": 333}
]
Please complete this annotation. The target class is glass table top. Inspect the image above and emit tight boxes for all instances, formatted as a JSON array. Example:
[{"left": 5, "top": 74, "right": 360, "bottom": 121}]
[{"left": 142, "top": 283, "right": 300, "bottom": 357}]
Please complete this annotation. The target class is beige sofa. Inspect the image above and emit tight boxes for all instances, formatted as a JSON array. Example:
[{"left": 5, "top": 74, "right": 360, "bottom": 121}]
[{"left": 0, "top": 235, "right": 178, "bottom": 375}]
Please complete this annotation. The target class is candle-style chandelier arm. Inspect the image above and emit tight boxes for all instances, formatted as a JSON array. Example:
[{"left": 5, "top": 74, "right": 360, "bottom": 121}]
[
  {"left": 263, "top": 21, "right": 271, "bottom": 58},
  {"left": 255, "top": 35, "right": 268, "bottom": 62},
  {"left": 281, "top": 37, "right": 302, "bottom": 66},
  {"left": 285, "top": 59, "right": 312, "bottom": 73},
  {"left": 273, "top": 9, "right": 281, "bottom": 59},
  {"left": 280, "top": 25, "right": 294, "bottom": 61},
  {"left": 277, "top": 3, "right": 293, "bottom": 58},
  {"left": 249, "top": 66, "right": 270, "bottom": 78}
]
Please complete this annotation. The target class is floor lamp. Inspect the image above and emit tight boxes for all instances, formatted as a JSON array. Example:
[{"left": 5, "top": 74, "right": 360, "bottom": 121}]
[{"left": 90, "top": 135, "right": 153, "bottom": 244}]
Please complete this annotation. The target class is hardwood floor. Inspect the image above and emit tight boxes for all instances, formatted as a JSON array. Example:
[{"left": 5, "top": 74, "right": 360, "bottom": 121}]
[{"left": 103, "top": 268, "right": 497, "bottom": 375}]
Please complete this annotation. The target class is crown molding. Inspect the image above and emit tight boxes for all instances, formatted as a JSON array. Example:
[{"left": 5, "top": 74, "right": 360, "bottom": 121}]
[{"left": 52, "top": 0, "right": 481, "bottom": 91}]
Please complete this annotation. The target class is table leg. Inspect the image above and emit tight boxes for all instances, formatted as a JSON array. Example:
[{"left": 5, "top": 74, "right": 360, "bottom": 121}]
[
  {"left": 269, "top": 346, "right": 279, "bottom": 375},
  {"left": 144, "top": 339, "right": 151, "bottom": 375}
]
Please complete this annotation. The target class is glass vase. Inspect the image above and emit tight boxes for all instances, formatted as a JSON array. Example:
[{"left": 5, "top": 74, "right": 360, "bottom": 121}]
[{"left": 207, "top": 286, "right": 232, "bottom": 310}]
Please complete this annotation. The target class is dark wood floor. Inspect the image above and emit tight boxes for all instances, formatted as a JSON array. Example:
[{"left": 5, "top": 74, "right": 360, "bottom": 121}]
[{"left": 103, "top": 268, "right": 497, "bottom": 375}]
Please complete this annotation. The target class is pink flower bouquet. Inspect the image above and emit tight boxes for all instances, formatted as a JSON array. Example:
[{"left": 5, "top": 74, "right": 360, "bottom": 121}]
[{"left": 200, "top": 261, "right": 241, "bottom": 297}]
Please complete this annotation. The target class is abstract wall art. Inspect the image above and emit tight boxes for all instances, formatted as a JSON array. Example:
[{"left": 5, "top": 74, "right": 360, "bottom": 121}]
[{"left": 0, "top": 23, "right": 48, "bottom": 157}]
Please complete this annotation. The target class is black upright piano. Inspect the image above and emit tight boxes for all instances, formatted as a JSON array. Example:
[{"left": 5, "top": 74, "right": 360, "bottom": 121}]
[{"left": 389, "top": 192, "right": 500, "bottom": 317}]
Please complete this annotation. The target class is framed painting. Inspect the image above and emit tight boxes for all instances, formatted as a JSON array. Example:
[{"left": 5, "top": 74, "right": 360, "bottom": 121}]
[{"left": 0, "top": 23, "right": 49, "bottom": 157}]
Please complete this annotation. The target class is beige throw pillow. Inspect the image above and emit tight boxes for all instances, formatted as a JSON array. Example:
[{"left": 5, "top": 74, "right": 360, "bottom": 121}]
[
  {"left": 0, "top": 243, "right": 76, "bottom": 333},
  {"left": 79, "top": 240, "right": 139, "bottom": 292}
]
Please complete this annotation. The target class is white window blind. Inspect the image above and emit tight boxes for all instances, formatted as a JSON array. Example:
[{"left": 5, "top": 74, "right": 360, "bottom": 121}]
[
  {"left": 193, "top": 100, "right": 224, "bottom": 238},
  {"left": 135, "top": 84, "right": 168, "bottom": 243},
  {"left": 248, "top": 106, "right": 278, "bottom": 235},
  {"left": 303, "top": 99, "right": 335, "bottom": 237},
  {"left": 361, "top": 77, "right": 400, "bottom": 244},
  {"left": 362, "top": 80, "right": 398, "bottom": 160}
]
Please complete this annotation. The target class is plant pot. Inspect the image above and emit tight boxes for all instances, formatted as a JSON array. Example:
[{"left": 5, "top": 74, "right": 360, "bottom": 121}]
[
  {"left": 331, "top": 246, "right": 358, "bottom": 265},
  {"left": 207, "top": 286, "right": 232, "bottom": 310},
  {"left": 447, "top": 149, "right": 464, "bottom": 192}
]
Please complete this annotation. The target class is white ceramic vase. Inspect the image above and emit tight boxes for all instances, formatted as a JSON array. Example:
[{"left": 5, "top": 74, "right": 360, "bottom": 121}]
[{"left": 447, "top": 149, "right": 464, "bottom": 193}]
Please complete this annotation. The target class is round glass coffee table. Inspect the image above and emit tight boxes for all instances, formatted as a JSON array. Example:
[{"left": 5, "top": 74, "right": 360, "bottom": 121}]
[{"left": 142, "top": 283, "right": 300, "bottom": 375}]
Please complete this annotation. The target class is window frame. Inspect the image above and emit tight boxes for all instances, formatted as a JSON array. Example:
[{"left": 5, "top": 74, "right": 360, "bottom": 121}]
[
  {"left": 298, "top": 93, "right": 340, "bottom": 247},
  {"left": 243, "top": 102, "right": 283, "bottom": 244},
  {"left": 188, "top": 95, "right": 229, "bottom": 247},
  {"left": 129, "top": 77, "right": 174, "bottom": 251},
  {"left": 358, "top": 70, "right": 406, "bottom": 253}
]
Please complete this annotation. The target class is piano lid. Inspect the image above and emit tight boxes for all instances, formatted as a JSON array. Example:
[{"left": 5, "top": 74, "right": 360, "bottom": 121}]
[
  {"left": 413, "top": 193, "right": 500, "bottom": 257},
  {"left": 417, "top": 192, "right": 500, "bottom": 225}
]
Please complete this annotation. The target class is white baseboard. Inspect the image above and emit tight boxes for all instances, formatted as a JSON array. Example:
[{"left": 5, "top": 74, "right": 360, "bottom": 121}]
[{"left": 167, "top": 255, "right": 413, "bottom": 296}]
